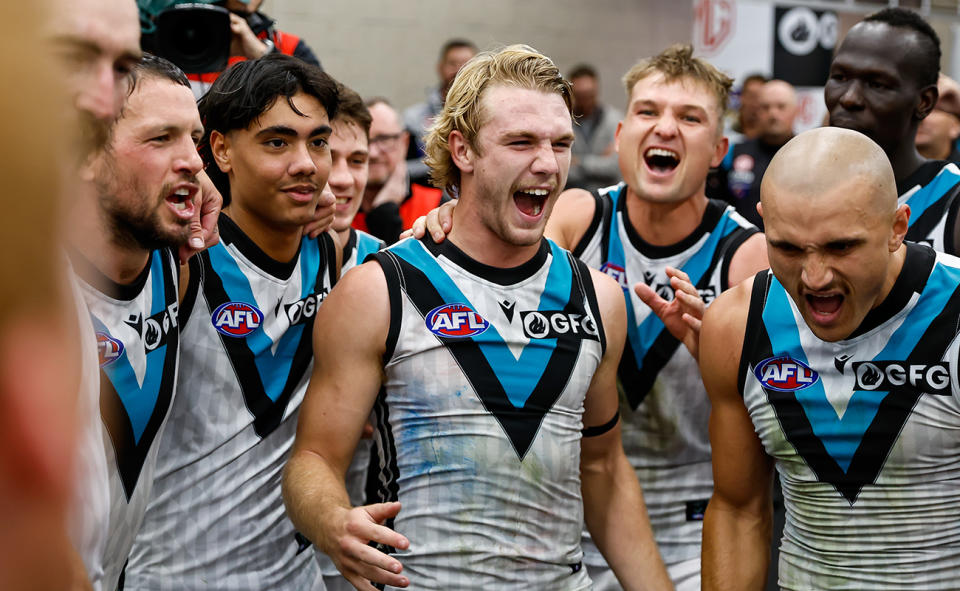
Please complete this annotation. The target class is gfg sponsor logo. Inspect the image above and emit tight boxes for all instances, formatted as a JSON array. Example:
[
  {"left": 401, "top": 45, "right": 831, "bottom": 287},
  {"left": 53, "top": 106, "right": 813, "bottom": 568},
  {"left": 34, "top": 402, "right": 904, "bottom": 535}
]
[
  {"left": 754, "top": 356, "right": 819, "bottom": 392},
  {"left": 853, "top": 361, "right": 951, "bottom": 395},
  {"left": 425, "top": 303, "right": 489, "bottom": 338},
  {"left": 520, "top": 311, "right": 599, "bottom": 341},
  {"left": 212, "top": 302, "right": 263, "bottom": 337}
]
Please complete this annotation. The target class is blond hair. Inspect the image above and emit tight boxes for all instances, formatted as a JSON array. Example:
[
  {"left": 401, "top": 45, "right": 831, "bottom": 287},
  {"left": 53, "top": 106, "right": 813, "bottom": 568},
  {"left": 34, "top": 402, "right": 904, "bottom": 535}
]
[
  {"left": 424, "top": 44, "right": 572, "bottom": 195},
  {"left": 622, "top": 44, "right": 732, "bottom": 118}
]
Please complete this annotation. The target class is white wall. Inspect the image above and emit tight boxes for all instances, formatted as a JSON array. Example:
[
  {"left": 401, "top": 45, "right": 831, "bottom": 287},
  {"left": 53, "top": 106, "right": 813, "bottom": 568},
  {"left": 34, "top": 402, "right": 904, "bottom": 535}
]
[{"left": 265, "top": 0, "right": 693, "bottom": 113}]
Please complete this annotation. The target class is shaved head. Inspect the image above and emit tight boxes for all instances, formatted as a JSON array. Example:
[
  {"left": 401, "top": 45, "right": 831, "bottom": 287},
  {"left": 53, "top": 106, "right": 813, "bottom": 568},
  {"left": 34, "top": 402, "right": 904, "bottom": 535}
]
[
  {"left": 762, "top": 80, "right": 797, "bottom": 106},
  {"left": 762, "top": 127, "right": 896, "bottom": 221},
  {"left": 760, "top": 127, "right": 909, "bottom": 342}
]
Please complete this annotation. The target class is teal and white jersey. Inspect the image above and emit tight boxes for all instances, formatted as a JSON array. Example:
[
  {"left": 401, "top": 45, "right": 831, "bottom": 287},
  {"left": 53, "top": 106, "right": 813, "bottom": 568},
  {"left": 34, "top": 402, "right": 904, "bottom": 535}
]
[
  {"left": 73, "top": 248, "right": 181, "bottom": 591},
  {"left": 126, "top": 215, "right": 337, "bottom": 591},
  {"left": 899, "top": 161, "right": 960, "bottom": 255},
  {"left": 366, "top": 237, "right": 605, "bottom": 590},
  {"left": 572, "top": 183, "right": 758, "bottom": 570},
  {"left": 317, "top": 228, "right": 384, "bottom": 582},
  {"left": 741, "top": 243, "right": 960, "bottom": 590}
]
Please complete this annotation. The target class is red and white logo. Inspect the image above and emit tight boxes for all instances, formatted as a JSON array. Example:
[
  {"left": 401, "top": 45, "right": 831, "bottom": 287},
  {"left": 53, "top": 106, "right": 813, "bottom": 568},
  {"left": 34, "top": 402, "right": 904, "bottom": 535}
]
[
  {"left": 425, "top": 303, "right": 489, "bottom": 338},
  {"left": 96, "top": 332, "right": 124, "bottom": 367},
  {"left": 695, "top": 0, "right": 735, "bottom": 55},
  {"left": 754, "top": 355, "right": 819, "bottom": 392},
  {"left": 212, "top": 302, "right": 263, "bottom": 337}
]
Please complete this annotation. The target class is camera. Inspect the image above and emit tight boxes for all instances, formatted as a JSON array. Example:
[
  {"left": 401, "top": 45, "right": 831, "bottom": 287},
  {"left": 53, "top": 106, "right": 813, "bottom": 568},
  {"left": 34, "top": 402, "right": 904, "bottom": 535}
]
[{"left": 147, "top": 3, "right": 232, "bottom": 74}]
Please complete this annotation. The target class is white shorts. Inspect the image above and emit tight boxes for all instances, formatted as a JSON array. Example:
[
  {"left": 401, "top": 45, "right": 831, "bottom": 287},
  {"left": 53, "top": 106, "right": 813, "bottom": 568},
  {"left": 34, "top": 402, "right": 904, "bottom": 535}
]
[{"left": 584, "top": 556, "right": 700, "bottom": 591}]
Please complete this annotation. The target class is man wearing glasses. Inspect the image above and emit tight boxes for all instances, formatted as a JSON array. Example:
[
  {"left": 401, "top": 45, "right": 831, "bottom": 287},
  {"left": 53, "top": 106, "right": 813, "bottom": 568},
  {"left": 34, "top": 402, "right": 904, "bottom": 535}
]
[{"left": 351, "top": 98, "right": 445, "bottom": 244}]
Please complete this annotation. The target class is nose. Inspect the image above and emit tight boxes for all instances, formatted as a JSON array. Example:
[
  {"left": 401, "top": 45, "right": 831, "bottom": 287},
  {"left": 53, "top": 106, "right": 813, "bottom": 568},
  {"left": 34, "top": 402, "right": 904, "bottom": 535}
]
[
  {"left": 327, "top": 156, "right": 352, "bottom": 190},
  {"left": 530, "top": 141, "right": 560, "bottom": 176},
  {"left": 175, "top": 138, "right": 204, "bottom": 177},
  {"left": 653, "top": 111, "right": 678, "bottom": 138},
  {"left": 288, "top": 142, "right": 319, "bottom": 177},
  {"left": 800, "top": 254, "right": 835, "bottom": 291},
  {"left": 74, "top": 61, "right": 119, "bottom": 122},
  {"left": 838, "top": 80, "right": 864, "bottom": 111}
]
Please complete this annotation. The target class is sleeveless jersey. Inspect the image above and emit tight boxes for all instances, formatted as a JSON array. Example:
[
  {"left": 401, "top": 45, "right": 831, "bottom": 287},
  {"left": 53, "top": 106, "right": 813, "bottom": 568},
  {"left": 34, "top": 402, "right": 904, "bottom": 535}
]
[
  {"left": 741, "top": 243, "right": 960, "bottom": 589},
  {"left": 72, "top": 248, "right": 181, "bottom": 590},
  {"left": 900, "top": 160, "right": 960, "bottom": 254},
  {"left": 66, "top": 266, "right": 110, "bottom": 591},
  {"left": 367, "top": 237, "right": 605, "bottom": 590},
  {"left": 317, "top": 228, "right": 384, "bottom": 580},
  {"left": 125, "top": 216, "right": 337, "bottom": 591},
  {"left": 573, "top": 183, "right": 758, "bottom": 568}
]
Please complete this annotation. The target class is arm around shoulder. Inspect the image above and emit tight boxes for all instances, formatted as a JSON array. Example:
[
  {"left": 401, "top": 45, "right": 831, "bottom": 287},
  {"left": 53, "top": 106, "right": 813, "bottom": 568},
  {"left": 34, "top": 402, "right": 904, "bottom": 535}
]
[
  {"left": 699, "top": 276, "right": 774, "bottom": 591},
  {"left": 726, "top": 232, "right": 768, "bottom": 288}
]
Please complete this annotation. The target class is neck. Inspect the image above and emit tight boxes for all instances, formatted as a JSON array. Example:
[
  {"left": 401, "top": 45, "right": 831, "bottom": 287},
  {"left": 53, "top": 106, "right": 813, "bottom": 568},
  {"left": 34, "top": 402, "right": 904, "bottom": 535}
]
[
  {"left": 761, "top": 132, "right": 792, "bottom": 148},
  {"left": 67, "top": 184, "right": 152, "bottom": 287},
  {"left": 336, "top": 226, "right": 351, "bottom": 248},
  {"left": 361, "top": 184, "right": 382, "bottom": 211},
  {"left": 447, "top": 197, "right": 541, "bottom": 268},
  {"left": 624, "top": 187, "right": 709, "bottom": 246},
  {"left": 887, "top": 136, "right": 928, "bottom": 186},
  {"left": 876, "top": 243, "right": 908, "bottom": 310},
  {"left": 223, "top": 203, "right": 302, "bottom": 263},
  {"left": 918, "top": 142, "right": 951, "bottom": 161}
]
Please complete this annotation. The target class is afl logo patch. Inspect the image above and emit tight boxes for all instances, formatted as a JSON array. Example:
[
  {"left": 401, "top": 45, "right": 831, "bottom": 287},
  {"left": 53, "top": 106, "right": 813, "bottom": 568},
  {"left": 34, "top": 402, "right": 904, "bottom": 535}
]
[
  {"left": 754, "top": 355, "right": 819, "bottom": 392},
  {"left": 211, "top": 302, "right": 263, "bottom": 337},
  {"left": 600, "top": 262, "right": 629, "bottom": 290},
  {"left": 425, "top": 303, "right": 489, "bottom": 338},
  {"left": 96, "top": 332, "right": 124, "bottom": 367}
]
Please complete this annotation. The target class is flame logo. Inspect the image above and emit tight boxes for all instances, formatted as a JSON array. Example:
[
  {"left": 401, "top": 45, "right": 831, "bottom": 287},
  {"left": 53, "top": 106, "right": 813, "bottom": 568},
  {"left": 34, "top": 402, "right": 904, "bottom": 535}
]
[{"left": 856, "top": 363, "right": 882, "bottom": 390}]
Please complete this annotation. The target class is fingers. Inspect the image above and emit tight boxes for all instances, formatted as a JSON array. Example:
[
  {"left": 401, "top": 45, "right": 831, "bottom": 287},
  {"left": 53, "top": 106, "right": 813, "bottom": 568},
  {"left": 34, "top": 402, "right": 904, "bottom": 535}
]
[
  {"left": 437, "top": 200, "right": 457, "bottom": 232},
  {"left": 407, "top": 216, "right": 427, "bottom": 240},
  {"left": 682, "top": 312, "right": 702, "bottom": 333},
  {"left": 304, "top": 192, "right": 336, "bottom": 238},
  {"left": 633, "top": 281, "right": 666, "bottom": 312},
  {"left": 424, "top": 208, "right": 445, "bottom": 243}
]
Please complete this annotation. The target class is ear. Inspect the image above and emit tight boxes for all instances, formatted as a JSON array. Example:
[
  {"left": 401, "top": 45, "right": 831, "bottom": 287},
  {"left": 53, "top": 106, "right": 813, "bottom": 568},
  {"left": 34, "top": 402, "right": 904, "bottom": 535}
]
[
  {"left": 710, "top": 135, "right": 729, "bottom": 168},
  {"left": 78, "top": 154, "right": 97, "bottom": 183},
  {"left": 614, "top": 120, "right": 623, "bottom": 153},
  {"left": 916, "top": 84, "right": 938, "bottom": 121},
  {"left": 209, "top": 130, "right": 232, "bottom": 174},
  {"left": 448, "top": 130, "right": 475, "bottom": 175},
  {"left": 756, "top": 201, "right": 764, "bottom": 220},
  {"left": 890, "top": 203, "right": 911, "bottom": 251}
]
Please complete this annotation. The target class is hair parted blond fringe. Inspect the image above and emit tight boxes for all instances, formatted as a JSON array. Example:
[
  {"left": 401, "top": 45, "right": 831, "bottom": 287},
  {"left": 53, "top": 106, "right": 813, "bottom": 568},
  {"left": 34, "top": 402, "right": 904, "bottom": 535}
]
[
  {"left": 622, "top": 44, "right": 733, "bottom": 118},
  {"left": 424, "top": 44, "right": 573, "bottom": 195}
]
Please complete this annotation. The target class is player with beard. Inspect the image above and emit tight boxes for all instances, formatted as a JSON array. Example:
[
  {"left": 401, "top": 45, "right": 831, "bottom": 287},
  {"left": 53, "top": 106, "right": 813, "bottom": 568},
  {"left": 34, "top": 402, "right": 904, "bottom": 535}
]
[
  {"left": 126, "top": 54, "right": 340, "bottom": 591},
  {"left": 411, "top": 44, "right": 768, "bottom": 591},
  {"left": 826, "top": 7, "right": 960, "bottom": 255},
  {"left": 702, "top": 126, "right": 960, "bottom": 590},
  {"left": 67, "top": 54, "right": 203, "bottom": 590},
  {"left": 284, "top": 45, "right": 671, "bottom": 591}
]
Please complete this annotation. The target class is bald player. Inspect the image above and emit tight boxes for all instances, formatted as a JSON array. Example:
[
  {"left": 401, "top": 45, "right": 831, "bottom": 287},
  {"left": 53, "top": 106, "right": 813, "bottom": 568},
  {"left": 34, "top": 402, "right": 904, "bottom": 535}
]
[{"left": 701, "top": 127, "right": 960, "bottom": 589}]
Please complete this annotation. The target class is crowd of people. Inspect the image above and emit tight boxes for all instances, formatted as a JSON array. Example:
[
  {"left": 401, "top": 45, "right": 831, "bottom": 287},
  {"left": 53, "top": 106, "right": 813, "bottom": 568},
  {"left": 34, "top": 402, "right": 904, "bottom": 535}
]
[{"left": 6, "top": 0, "right": 960, "bottom": 590}]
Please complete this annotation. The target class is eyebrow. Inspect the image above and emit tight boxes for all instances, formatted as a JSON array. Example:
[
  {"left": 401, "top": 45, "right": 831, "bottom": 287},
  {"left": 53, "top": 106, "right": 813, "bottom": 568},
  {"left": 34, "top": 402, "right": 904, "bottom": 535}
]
[
  {"left": 502, "top": 131, "right": 576, "bottom": 142},
  {"left": 255, "top": 124, "right": 332, "bottom": 138},
  {"left": 52, "top": 35, "right": 142, "bottom": 63}
]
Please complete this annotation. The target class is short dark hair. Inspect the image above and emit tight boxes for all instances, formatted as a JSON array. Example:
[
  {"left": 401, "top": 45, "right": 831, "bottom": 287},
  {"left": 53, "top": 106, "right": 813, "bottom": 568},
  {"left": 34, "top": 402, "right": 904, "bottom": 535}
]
[
  {"left": 863, "top": 7, "right": 940, "bottom": 88},
  {"left": 742, "top": 73, "right": 768, "bottom": 89},
  {"left": 439, "top": 39, "right": 477, "bottom": 61},
  {"left": 198, "top": 54, "right": 339, "bottom": 202},
  {"left": 127, "top": 53, "right": 189, "bottom": 99},
  {"left": 568, "top": 64, "right": 598, "bottom": 81},
  {"left": 334, "top": 83, "right": 371, "bottom": 137}
]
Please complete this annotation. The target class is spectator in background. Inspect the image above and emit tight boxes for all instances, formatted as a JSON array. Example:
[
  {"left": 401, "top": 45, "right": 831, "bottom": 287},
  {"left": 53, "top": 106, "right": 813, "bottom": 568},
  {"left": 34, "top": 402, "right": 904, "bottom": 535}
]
[
  {"left": 729, "top": 73, "right": 767, "bottom": 143},
  {"left": 718, "top": 80, "right": 799, "bottom": 229},
  {"left": 354, "top": 98, "right": 444, "bottom": 244},
  {"left": 566, "top": 64, "right": 623, "bottom": 193},
  {"left": 916, "top": 74, "right": 960, "bottom": 163},
  {"left": 403, "top": 39, "right": 477, "bottom": 182},
  {"left": 184, "top": 0, "right": 322, "bottom": 98}
]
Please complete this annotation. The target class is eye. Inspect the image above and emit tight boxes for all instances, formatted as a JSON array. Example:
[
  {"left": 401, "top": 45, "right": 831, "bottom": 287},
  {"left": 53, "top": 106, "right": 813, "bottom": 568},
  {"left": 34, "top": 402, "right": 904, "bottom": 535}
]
[
  {"left": 264, "top": 138, "right": 286, "bottom": 148},
  {"left": 682, "top": 115, "right": 702, "bottom": 123},
  {"left": 149, "top": 134, "right": 170, "bottom": 144},
  {"left": 311, "top": 137, "right": 329, "bottom": 149},
  {"left": 349, "top": 156, "right": 368, "bottom": 166},
  {"left": 508, "top": 139, "right": 531, "bottom": 147},
  {"left": 553, "top": 140, "right": 572, "bottom": 150},
  {"left": 829, "top": 71, "right": 847, "bottom": 83},
  {"left": 772, "top": 242, "right": 802, "bottom": 255},
  {"left": 637, "top": 108, "right": 656, "bottom": 116}
]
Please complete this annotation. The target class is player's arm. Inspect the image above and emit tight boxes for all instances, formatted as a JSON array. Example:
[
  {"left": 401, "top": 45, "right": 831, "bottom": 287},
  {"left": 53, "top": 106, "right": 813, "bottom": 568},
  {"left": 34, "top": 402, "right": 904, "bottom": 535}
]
[
  {"left": 282, "top": 261, "right": 410, "bottom": 591},
  {"left": 700, "top": 276, "right": 774, "bottom": 591},
  {"left": 543, "top": 188, "right": 596, "bottom": 249},
  {"left": 580, "top": 269, "right": 673, "bottom": 591}
]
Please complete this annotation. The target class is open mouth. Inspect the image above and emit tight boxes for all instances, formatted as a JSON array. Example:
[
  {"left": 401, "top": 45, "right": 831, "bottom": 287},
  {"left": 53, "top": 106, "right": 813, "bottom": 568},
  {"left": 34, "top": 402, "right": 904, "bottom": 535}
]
[
  {"left": 165, "top": 186, "right": 196, "bottom": 218},
  {"left": 644, "top": 147, "right": 680, "bottom": 173},
  {"left": 513, "top": 188, "right": 549, "bottom": 217},
  {"left": 805, "top": 293, "right": 843, "bottom": 322}
]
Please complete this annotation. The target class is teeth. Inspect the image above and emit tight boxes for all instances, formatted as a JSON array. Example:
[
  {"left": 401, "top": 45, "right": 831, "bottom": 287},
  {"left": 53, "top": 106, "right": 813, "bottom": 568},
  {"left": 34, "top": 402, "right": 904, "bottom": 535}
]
[
  {"left": 174, "top": 188, "right": 190, "bottom": 196},
  {"left": 336, "top": 198, "right": 348, "bottom": 205},
  {"left": 521, "top": 188, "right": 549, "bottom": 196},
  {"left": 532, "top": 203, "right": 542, "bottom": 215},
  {"left": 173, "top": 201, "right": 186, "bottom": 211},
  {"left": 646, "top": 148, "right": 679, "bottom": 159}
]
